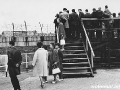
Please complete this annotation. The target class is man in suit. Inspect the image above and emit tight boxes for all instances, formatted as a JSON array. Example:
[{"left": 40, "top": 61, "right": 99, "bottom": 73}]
[
  {"left": 69, "top": 9, "right": 79, "bottom": 39},
  {"left": 78, "top": 9, "right": 84, "bottom": 38},
  {"left": 7, "top": 41, "right": 22, "bottom": 90}
]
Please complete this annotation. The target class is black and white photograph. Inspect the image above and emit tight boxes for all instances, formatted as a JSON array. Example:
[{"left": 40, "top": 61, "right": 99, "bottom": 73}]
[{"left": 0, "top": 0, "right": 120, "bottom": 90}]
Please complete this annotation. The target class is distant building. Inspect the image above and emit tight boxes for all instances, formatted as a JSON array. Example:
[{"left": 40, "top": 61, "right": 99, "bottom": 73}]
[{"left": 2, "top": 31, "right": 38, "bottom": 37}]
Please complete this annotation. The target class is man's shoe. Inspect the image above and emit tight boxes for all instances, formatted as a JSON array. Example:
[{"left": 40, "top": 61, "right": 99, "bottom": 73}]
[{"left": 52, "top": 80, "right": 56, "bottom": 84}]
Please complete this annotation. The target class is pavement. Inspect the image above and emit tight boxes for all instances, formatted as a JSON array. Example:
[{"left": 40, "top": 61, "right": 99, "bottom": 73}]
[{"left": 1, "top": 69, "right": 120, "bottom": 90}]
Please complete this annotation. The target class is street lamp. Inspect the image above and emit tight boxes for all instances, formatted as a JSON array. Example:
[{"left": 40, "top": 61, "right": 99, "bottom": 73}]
[
  {"left": 12, "top": 22, "right": 16, "bottom": 42},
  {"left": 24, "top": 21, "right": 28, "bottom": 46},
  {"left": 39, "top": 22, "right": 44, "bottom": 42}
]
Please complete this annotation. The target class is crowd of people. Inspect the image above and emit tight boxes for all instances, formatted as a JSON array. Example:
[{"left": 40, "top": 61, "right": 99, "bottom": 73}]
[
  {"left": 54, "top": 5, "right": 120, "bottom": 41},
  {"left": 32, "top": 42, "right": 64, "bottom": 87},
  {"left": 6, "top": 5, "right": 120, "bottom": 90},
  {"left": 7, "top": 40, "right": 64, "bottom": 90}
]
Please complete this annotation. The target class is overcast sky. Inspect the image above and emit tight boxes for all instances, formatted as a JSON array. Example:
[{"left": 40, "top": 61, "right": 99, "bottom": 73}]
[{"left": 0, "top": 0, "right": 119, "bottom": 33}]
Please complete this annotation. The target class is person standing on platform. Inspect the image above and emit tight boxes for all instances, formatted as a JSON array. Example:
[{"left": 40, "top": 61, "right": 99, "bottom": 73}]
[
  {"left": 69, "top": 9, "right": 79, "bottom": 39},
  {"left": 57, "top": 18, "right": 66, "bottom": 43},
  {"left": 103, "top": 5, "right": 112, "bottom": 38},
  {"left": 32, "top": 42, "right": 48, "bottom": 88},
  {"left": 7, "top": 41, "right": 22, "bottom": 90},
  {"left": 91, "top": 8, "right": 97, "bottom": 39},
  {"left": 78, "top": 9, "right": 84, "bottom": 19},
  {"left": 78, "top": 9, "right": 84, "bottom": 38},
  {"left": 54, "top": 14, "right": 60, "bottom": 43},
  {"left": 59, "top": 8, "right": 69, "bottom": 39},
  {"left": 84, "top": 9, "right": 91, "bottom": 29}
]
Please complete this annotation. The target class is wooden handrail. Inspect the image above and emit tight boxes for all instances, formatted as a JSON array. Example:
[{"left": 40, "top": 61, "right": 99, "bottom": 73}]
[
  {"left": 81, "top": 21, "right": 95, "bottom": 57},
  {"left": 81, "top": 17, "right": 120, "bottom": 20}
]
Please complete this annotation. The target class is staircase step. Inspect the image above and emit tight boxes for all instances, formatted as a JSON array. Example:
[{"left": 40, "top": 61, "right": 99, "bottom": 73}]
[
  {"left": 63, "top": 53, "right": 86, "bottom": 56},
  {"left": 65, "top": 46, "right": 84, "bottom": 50},
  {"left": 63, "top": 58, "right": 88, "bottom": 60},
  {"left": 62, "top": 62, "right": 89, "bottom": 64},
  {"left": 63, "top": 41, "right": 93, "bottom": 77},
  {"left": 64, "top": 50, "right": 85, "bottom": 52},
  {"left": 63, "top": 67, "right": 90, "bottom": 70},
  {"left": 63, "top": 72, "right": 92, "bottom": 75},
  {"left": 67, "top": 46, "right": 84, "bottom": 48},
  {"left": 65, "top": 43, "right": 83, "bottom": 46}
]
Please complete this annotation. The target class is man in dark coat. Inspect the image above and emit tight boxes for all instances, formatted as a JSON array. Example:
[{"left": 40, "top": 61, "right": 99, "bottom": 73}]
[
  {"left": 69, "top": 9, "right": 79, "bottom": 39},
  {"left": 90, "top": 8, "right": 98, "bottom": 39},
  {"left": 96, "top": 7, "right": 104, "bottom": 39},
  {"left": 7, "top": 41, "right": 22, "bottom": 90},
  {"left": 84, "top": 9, "right": 91, "bottom": 29},
  {"left": 78, "top": 9, "right": 84, "bottom": 37}
]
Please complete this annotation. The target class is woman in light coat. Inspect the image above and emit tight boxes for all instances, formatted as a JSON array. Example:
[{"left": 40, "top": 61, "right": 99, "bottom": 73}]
[{"left": 32, "top": 42, "right": 48, "bottom": 88}]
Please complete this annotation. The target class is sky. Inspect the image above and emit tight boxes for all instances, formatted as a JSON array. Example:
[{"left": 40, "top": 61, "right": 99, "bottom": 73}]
[{"left": 0, "top": 0, "right": 120, "bottom": 33}]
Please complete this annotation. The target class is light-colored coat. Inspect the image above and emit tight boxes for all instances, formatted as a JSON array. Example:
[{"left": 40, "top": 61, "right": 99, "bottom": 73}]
[
  {"left": 32, "top": 48, "right": 48, "bottom": 77},
  {"left": 60, "top": 11, "right": 69, "bottom": 28}
]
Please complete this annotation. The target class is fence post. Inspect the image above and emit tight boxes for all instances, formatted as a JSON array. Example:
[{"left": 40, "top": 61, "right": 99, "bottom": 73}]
[
  {"left": 25, "top": 53, "right": 28, "bottom": 72},
  {"left": 91, "top": 52, "right": 94, "bottom": 68},
  {"left": 5, "top": 65, "right": 8, "bottom": 77}
]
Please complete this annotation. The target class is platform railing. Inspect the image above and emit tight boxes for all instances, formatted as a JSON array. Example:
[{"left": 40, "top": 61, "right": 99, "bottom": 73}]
[
  {"left": 81, "top": 21, "right": 95, "bottom": 69},
  {"left": 81, "top": 18, "right": 120, "bottom": 41},
  {"left": 81, "top": 18, "right": 120, "bottom": 68}
]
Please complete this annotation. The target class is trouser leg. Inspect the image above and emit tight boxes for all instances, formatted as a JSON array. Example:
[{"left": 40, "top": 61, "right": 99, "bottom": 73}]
[
  {"left": 59, "top": 72, "right": 63, "bottom": 79},
  {"left": 9, "top": 68, "right": 20, "bottom": 90},
  {"left": 76, "top": 25, "right": 80, "bottom": 39},
  {"left": 65, "top": 28, "right": 69, "bottom": 38},
  {"left": 59, "top": 67, "right": 63, "bottom": 79},
  {"left": 43, "top": 76, "right": 47, "bottom": 81}
]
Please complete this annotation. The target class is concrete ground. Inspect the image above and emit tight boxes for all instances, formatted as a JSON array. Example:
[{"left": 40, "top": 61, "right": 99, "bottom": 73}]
[{"left": 0, "top": 69, "right": 120, "bottom": 90}]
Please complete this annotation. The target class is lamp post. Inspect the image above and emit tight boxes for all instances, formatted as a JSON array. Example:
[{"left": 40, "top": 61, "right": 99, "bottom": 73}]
[
  {"left": 39, "top": 22, "right": 44, "bottom": 42},
  {"left": 24, "top": 21, "right": 28, "bottom": 46},
  {"left": 12, "top": 22, "right": 15, "bottom": 42}
]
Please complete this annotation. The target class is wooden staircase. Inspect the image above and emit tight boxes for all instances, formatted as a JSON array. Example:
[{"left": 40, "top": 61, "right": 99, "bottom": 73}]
[{"left": 62, "top": 40, "right": 94, "bottom": 77}]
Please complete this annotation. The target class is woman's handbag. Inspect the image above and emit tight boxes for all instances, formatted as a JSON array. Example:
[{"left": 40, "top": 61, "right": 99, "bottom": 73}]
[
  {"left": 52, "top": 64, "right": 61, "bottom": 74},
  {"left": 60, "top": 39, "right": 65, "bottom": 45}
]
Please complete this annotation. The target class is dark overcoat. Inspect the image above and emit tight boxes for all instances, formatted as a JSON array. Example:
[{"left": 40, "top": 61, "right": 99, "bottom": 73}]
[
  {"left": 7, "top": 46, "right": 22, "bottom": 75},
  {"left": 48, "top": 49, "right": 63, "bottom": 75}
]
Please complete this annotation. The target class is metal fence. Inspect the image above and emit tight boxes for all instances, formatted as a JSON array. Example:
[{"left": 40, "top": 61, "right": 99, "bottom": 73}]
[{"left": 0, "top": 53, "right": 34, "bottom": 77}]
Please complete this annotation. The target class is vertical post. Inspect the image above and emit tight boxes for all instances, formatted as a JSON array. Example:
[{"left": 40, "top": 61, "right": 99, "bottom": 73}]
[
  {"left": 86, "top": 39, "right": 88, "bottom": 51},
  {"left": 24, "top": 21, "right": 28, "bottom": 46},
  {"left": 91, "top": 52, "right": 94, "bottom": 68},
  {"left": 5, "top": 65, "right": 8, "bottom": 77},
  {"left": 39, "top": 22, "right": 44, "bottom": 42},
  {"left": 108, "top": 45, "right": 111, "bottom": 68},
  {"left": 12, "top": 23, "right": 14, "bottom": 38},
  {"left": 25, "top": 53, "right": 28, "bottom": 72},
  {"left": 5, "top": 48, "right": 8, "bottom": 77}
]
